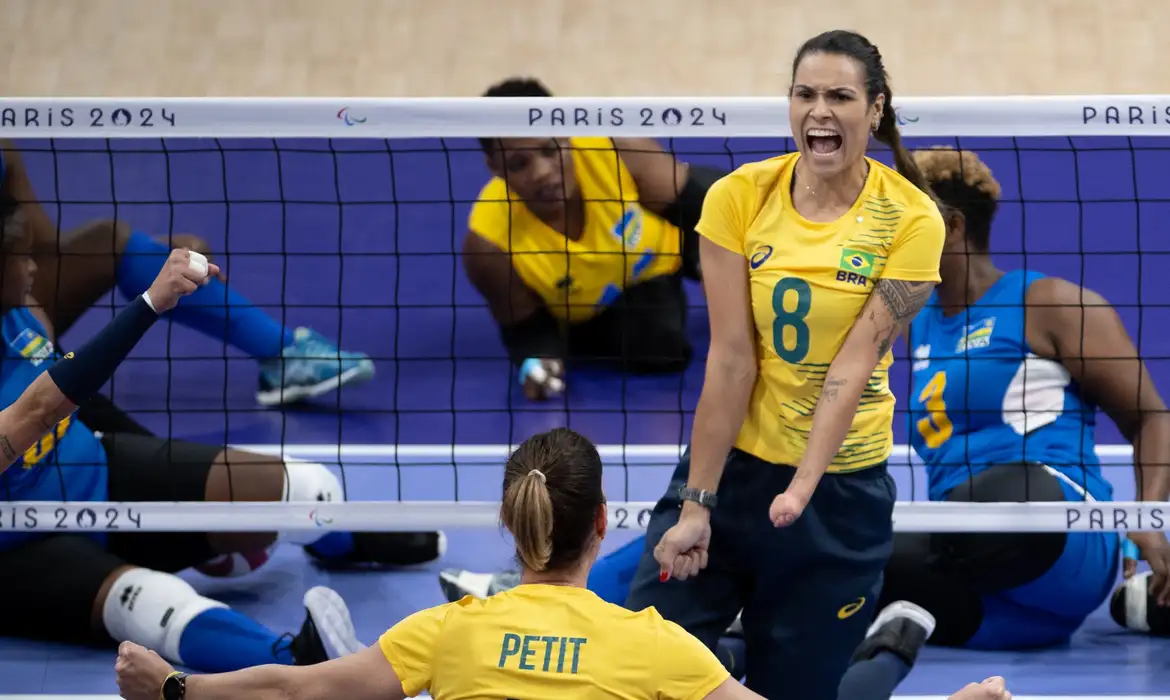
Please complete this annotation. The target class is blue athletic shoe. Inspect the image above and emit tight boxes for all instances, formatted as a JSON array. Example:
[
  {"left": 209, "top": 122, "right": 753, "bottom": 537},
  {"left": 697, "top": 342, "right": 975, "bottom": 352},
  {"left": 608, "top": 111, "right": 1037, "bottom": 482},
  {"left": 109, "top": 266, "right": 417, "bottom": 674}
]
[{"left": 256, "top": 328, "right": 375, "bottom": 407}]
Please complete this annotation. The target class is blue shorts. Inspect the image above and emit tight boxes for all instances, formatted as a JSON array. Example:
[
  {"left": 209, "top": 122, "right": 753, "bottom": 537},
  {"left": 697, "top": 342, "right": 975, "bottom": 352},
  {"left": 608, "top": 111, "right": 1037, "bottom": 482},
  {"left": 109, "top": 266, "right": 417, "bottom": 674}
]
[{"left": 967, "top": 479, "right": 1119, "bottom": 649}]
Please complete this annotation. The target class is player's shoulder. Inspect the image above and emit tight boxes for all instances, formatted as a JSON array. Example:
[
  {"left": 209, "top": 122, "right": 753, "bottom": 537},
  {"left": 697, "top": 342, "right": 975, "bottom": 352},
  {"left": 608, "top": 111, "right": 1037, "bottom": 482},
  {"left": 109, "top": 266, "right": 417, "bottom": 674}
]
[
  {"left": 709, "top": 152, "right": 795, "bottom": 208},
  {"left": 468, "top": 176, "right": 518, "bottom": 244},
  {"left": 724, "top": 152, "right": 796, "bottom": 189},
  {"left": 1025, "top": 274, "right": 1109, "bottom": 309},
  {"left": 472, "top": 176, "right": 509, "bottom": 208}
]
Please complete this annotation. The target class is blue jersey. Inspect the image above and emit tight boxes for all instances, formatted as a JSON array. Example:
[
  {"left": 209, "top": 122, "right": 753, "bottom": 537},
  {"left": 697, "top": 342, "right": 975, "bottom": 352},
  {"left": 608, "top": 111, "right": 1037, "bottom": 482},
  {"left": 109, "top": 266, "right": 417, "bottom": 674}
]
[
  {"left": 907, "top": 270, "right": 1111, "bottom": 502},
  {"left": 0, "top": 308, "right": 108, "bottom": 549}
]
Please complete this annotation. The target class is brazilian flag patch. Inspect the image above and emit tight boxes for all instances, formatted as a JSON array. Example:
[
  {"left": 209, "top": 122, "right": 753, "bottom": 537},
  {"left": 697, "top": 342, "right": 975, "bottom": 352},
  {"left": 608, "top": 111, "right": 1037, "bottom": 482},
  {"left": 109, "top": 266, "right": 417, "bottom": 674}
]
[{"left": 838, "top": 248, "right": 875, "bottom": 277}]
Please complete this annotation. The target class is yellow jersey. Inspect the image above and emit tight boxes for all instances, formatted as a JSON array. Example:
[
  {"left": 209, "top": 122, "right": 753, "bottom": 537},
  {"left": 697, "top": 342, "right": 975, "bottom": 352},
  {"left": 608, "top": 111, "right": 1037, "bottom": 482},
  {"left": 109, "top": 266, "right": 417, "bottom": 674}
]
[
  {"left": 698, "top": 153, "right": 945, "bottom": 472},
  {"left": 468, "top": 137, "right": 683, "bottom": 323},
  {"left": 379, "top": 584, "right": 728, "bottom": 699}
]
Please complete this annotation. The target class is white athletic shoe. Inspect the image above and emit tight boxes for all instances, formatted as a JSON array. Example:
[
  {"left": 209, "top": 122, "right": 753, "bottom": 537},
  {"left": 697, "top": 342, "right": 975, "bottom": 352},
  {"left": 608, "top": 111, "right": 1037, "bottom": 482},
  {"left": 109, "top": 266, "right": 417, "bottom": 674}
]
[
  {"left": 439, "top": 569, "right": 521, "bottom": 602},
  {"left": 850, "top": 600, "right": 936, "bottom": 667},
  {"left": 297, "top": 586, "right": 365, "bottom": 661}
]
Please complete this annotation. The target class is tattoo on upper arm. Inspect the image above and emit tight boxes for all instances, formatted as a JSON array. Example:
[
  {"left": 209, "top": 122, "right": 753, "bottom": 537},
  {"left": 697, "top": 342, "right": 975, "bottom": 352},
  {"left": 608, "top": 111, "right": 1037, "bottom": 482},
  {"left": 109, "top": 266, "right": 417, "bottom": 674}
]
[
  {"left": 0, "top": 434, "right": 16, "bottom": 462},
  {"left": 872, "top": 279, "right": 934, "bottom": 356}
]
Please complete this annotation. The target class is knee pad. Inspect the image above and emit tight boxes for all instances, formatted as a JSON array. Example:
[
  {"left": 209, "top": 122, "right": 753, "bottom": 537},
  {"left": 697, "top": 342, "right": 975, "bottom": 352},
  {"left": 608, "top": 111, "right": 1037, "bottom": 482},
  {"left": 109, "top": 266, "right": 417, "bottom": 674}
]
[
  {"left": 281, "top": 458, "right": 344, "bottom": 545},
  {"left": 1111, "top": 571, "right": 1170, "bottom": 635},
  {"left": 282, "top": 458, "right": 344, "bottom": 503},
  {"left": 101, "top": 567, "right": 226, "bottom": 664}
]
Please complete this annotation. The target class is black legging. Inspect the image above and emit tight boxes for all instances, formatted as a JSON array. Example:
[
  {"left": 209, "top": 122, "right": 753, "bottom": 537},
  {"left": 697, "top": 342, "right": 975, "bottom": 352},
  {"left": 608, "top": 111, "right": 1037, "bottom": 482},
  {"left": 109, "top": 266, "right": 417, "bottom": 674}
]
[
  {"left": 877, "top": 463, "right": 1069, "bottom": 646},
  {"left": 567, "top": 272, "right": 694, "bottom": 374}
]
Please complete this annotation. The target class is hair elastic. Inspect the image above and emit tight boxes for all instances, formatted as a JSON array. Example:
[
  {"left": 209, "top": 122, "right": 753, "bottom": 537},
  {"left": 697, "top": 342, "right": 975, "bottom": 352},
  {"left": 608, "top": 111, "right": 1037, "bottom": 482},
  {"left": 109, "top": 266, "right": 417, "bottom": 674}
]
[{"left": 528, "top": 469, "right": 546, "bottom": 483}]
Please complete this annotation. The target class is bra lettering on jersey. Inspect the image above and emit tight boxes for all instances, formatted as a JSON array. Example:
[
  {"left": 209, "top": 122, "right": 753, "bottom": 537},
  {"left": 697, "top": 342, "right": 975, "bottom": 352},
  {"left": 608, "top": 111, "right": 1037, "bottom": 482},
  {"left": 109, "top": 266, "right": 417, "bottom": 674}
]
[
  {"left": 497, "top": 633, "right": 587, "bottom": 675},
  {"left": 956, "top": 318, "right": 996, "bottom": 353},
  {"left": 835, "top": 246, "right": 880, "bottom": 288}
]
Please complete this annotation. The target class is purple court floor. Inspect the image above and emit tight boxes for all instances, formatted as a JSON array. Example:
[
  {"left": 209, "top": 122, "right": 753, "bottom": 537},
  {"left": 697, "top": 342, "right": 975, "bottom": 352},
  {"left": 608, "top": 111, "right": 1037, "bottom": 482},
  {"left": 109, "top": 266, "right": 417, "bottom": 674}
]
[{"left": 2, "top": 135, "right": 1170, "bottom": 697}]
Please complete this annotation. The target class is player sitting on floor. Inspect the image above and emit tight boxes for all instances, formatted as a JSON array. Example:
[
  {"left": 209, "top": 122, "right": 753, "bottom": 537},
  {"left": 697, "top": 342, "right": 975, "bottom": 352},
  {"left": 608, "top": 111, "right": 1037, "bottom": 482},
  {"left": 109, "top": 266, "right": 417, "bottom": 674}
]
[
  {"left": 867, "top": 147, "right": 1170, "bottom": 651},
  {"left": 440, "top": 147, "right": 1170, "bottom": 667},
  {"left": 0, "top": 240, "right": 361, "bottom": 669},
  {"left": 0, "top": 197, "right": 442, "bottom": 673},
  {"left": 0, "top": 141, "right": 373, "bottom": 407},
  {"left": 464, "top": 77, "right": 723, "bottom": 401},
  {"left": 112, "top": 427, "right": 1014, "bottom": 700}
]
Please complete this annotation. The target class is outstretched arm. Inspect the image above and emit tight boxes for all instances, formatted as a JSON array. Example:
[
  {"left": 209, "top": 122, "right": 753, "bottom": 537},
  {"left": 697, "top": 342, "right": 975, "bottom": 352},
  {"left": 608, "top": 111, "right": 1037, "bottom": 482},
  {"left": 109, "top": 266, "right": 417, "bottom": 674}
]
[
  {"left": 462, "top": 231, "right": 565, "bottom": 400},
  {"left": 115, "top": 643, "right": 405, "bottom": 700},
  {"left": 0, "top": 248, "right": 215, "bottom": 475}
]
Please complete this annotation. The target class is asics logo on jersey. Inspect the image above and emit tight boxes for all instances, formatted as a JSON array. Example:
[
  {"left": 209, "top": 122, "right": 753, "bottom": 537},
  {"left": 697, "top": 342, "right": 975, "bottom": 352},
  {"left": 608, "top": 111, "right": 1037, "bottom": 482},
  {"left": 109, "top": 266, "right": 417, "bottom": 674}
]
[
  {"left": 836, "top": 597, "right": 866, "bottom": 620},
  {"left": 750, "top": 245, "right": 774, "bottom": 269}
]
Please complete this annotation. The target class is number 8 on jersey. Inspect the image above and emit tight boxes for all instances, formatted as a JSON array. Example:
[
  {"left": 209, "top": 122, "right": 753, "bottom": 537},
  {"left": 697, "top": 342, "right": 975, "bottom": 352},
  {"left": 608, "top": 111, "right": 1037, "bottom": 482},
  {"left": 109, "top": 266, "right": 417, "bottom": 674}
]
[{"left": 772, "top": 277, "right": 812, "bottom": 364}]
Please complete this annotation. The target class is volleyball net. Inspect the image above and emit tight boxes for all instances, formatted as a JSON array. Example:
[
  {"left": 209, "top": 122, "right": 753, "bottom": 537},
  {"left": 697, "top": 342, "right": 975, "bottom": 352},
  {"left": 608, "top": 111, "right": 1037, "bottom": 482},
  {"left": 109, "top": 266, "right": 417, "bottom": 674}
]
[{"left": 0, "top": 95, "right": 1167, "bottom": 534}]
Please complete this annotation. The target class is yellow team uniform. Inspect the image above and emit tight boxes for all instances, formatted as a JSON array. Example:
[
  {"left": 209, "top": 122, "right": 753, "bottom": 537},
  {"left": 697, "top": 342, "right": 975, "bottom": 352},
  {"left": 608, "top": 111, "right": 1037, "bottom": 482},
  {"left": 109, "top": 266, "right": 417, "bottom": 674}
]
[
  {"left": 697, "top": 153, "right": 945, "bottom": 472},
  {"left": 379, "top": 584, "right": 729, "bottom": 699},
  {"left": 468, "top": 137, "right": 683, "bottom": 323}
]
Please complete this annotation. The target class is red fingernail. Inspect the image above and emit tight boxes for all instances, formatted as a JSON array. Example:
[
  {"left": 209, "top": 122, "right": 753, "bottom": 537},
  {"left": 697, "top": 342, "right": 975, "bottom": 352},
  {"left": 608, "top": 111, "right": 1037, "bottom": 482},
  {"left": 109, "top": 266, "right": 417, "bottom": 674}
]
[{"left": 659, "top": 571, "right": 669, "bottom": 582}]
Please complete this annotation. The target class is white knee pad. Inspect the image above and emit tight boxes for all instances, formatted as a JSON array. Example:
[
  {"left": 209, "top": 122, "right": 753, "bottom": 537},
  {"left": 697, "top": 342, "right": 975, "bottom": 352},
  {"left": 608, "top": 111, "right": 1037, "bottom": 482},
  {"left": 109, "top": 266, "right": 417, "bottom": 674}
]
[
  {"left": 101, "top": 568, "right": 227, "bottom": 665},
  {"left": 281, "top": 458, "right": 345, "bottom": 545}
]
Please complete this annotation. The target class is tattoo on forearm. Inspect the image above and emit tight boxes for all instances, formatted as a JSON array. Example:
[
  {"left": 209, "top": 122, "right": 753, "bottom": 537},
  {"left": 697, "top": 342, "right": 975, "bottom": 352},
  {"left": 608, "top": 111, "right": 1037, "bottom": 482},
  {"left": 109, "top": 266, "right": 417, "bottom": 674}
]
[
  {"left": 0, "top": 434, "right": 16, "bottom": 462},
  {"left": 872, "top": 279, "right": 934, "bottom": 355},
  {"left": 823, "top": 377, "right": 848, "bottom": 402}
]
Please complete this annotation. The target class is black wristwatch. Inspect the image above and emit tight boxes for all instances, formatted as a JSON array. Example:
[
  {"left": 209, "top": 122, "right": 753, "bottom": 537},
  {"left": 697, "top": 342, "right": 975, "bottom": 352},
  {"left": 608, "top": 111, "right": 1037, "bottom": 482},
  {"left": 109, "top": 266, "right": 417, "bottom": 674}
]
[
  {"left": 161, "top": 671, "right": 189, "bottom": 700},
  {"left": 678, "top": 486, "right": 718, "bottom": 509}
]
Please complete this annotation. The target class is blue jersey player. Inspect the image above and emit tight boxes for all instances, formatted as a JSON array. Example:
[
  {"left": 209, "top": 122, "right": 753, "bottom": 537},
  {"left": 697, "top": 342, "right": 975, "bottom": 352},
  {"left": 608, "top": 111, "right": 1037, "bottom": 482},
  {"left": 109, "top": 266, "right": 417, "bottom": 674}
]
[
  {"left": 0, "top": 177, "right": 442, "bottom": 674},
  {"left": 871, "top": 147, "right": 1170, "bottom": 649}
]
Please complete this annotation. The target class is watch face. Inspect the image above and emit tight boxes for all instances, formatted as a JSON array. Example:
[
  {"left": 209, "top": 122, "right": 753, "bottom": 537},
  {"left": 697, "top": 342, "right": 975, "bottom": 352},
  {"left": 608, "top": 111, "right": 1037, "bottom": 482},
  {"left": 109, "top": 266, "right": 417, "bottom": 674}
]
[{"left": 163, "top": 674, "right": 184, "bottom": 700}]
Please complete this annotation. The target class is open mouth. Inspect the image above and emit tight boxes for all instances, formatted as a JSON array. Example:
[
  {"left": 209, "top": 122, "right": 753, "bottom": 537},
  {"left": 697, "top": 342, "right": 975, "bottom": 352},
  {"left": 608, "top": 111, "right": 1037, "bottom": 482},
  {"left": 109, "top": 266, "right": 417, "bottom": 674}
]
[
  {"left": 535, "top": 184, "right": 564, "bottom": 201},
  {"left": 806, "top": 128, "right": 843, "bottom": 157}
]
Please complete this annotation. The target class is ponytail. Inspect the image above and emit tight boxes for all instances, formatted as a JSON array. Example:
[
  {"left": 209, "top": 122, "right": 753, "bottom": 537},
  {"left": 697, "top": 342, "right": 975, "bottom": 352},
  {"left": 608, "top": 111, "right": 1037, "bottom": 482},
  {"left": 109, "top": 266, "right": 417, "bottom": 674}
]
[
  {"left": 500, "top": 469, "right": 554, "bottom": 571},
  {"left": 873, "top": 86, "right": 935, "bottom": 199}
]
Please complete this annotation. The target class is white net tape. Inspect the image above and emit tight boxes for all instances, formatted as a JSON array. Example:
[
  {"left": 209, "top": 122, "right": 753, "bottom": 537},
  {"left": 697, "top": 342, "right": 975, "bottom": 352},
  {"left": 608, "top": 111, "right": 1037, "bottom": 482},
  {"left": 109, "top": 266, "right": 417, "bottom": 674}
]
[
  {"left": 2, "top": 96, "right": 1164, "bottom": 535},
  {"left": 2, "top": 498, "right": 1163, "bottom": 534},
  {"left": 0, "top": 444, "right": 1157, "bottom": 533},
  {"left": 0, "top": 95, "right": 1168, "bottom": 137}
]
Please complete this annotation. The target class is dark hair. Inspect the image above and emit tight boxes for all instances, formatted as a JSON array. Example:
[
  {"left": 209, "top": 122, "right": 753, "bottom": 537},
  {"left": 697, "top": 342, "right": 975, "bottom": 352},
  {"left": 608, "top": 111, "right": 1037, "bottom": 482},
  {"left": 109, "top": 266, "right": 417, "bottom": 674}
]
[
  {"left": 478, "top": 77, "right": 554, "bottom": 152},
  {"left": 913, "top": 147, "right": 1001, "bottom": 251},
  {"left": 0, "top": 193, "right": 23, "bottom": 253},
  {"left": 499, "top": 427, "right": 604, "bottom": 572},
  {"left": 791, "top": 30, "right": 932, "bottom": 197}
]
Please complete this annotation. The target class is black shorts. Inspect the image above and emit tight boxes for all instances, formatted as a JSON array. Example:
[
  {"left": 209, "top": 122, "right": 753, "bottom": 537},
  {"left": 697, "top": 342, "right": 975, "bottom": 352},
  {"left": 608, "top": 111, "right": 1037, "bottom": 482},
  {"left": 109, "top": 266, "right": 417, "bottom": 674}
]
[
  {"left": 568, "top": 268, "right": 696, "bottom": 373},
  {"left": 625, "top": 448, "right": 895, "bottom": 700},
  {"left": 0, "top": 426, "right": 222, "bottom": 645},
  {"left": 876, "top": 463, "right": 1069, "bottom": 647}
]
